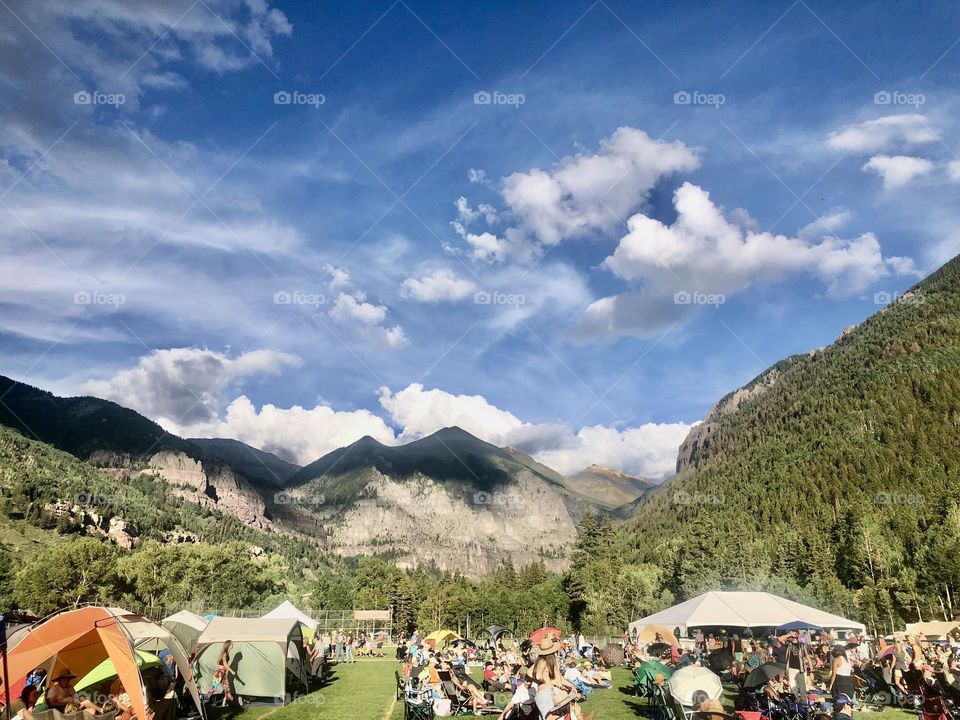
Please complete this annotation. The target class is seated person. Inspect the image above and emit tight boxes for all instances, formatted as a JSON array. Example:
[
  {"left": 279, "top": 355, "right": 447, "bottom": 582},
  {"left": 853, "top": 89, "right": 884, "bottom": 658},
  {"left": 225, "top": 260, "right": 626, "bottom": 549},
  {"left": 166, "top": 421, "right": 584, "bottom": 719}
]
[
  {"left": 46, "top": 673, "right": 102, "bottom": 714},
  {"left": 483, "top": 662, "right": 508, "bottom": 692},
  {"left": 13, "top": 685, "right": 39, "bottom": 720},
  {"left": 444, "top": 663, "right": 492, "bottom": 713},
  {"left": 499, "top": 670, "right": 538, "bottom": 720},
  {"left": 110, "top": 680, "right": 157, "bottom": 720}
]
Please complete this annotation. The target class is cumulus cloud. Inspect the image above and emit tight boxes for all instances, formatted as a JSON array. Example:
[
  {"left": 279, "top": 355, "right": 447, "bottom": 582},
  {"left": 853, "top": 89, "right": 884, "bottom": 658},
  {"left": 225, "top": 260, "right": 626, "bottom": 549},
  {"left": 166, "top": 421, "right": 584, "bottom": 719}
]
[
  {"left": 573, "top": 181, "right": 917, "bottom": 342},
  {"left": 535, "top": 422, "right": 693, "bottom": 479},
  {"left": 401, "top": 268, "right": 478, "bottom": 302},
  {"left": 378, "top": 383, "right": 692, "bottom": 479},
  {"left": 324, "top": 264, "right": 351, "bottom": 291},
  {"left": 175, "top": 395, "right": 396, "bottom": 465},
  {"left": 81, "top": 347, "right": 301, "bottom": 425},
  {"left": 452, "top": 127, "right": 699, "bottom": 263},
  {"left": 328, "top": 292, "right": 407, "bottom": 347},
  {"left": 501, "top": 127, "right": 699, "bottom": 248},
  {"left": 826, "top": 114, "right": 938, "bottom": 153},
  {"left": 862, "top": 155, "right": 934, "bottom": 189}
]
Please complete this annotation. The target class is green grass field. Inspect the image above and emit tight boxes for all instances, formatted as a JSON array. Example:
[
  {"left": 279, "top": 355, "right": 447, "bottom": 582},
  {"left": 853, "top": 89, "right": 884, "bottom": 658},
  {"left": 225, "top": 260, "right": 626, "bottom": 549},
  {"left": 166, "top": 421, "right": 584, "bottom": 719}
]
[{"left": 209, "top": 661, "right": 920, "bottom": 720}]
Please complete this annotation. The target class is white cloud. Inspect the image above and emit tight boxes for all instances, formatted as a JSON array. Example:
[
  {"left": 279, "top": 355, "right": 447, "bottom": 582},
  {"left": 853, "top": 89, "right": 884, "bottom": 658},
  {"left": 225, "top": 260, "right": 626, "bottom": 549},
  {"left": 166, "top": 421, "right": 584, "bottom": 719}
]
[
  {"left": 401, "top": 268, "right": 478, "bottom": 302},
  {"left": 500, "top": 126, "right": 699, "bottom": 247},
  {"left": 827, "top": 114, "right": 938, "bottom": 153},
  {"left": 329, "top": 292, "right": 407, "bottom": 347},
  {"left": 573, "top": 181, "right": 917, "bottom": 342},
  {"left": 80, "top": 353, "right": 692, "bottom": 478},
  {"left": 176, "top": 395, "right": 396, "bottom": 465},
  {"left": 949, "top": 160, "right": 960, "bottom": 182},
  {"left": 324, "top": 264, "right": 351, "bottom": 290},
  {"left": 862, "top": 154, "right": 934, "bottom": 189},
  {"left": 452, "top": 127, "right": 699, "bottom": 263},
  {"left": 378, "top": 383, "right": 692, "bottom": 479},
  {"left": 380, "top": 383, "right": 524, "bottom": 443},
  {"left": 535, "top": 422, "right": 693, "bottom": 479},
  {"left": 81, "top": 347, "right": 301, "bottom": 425}
]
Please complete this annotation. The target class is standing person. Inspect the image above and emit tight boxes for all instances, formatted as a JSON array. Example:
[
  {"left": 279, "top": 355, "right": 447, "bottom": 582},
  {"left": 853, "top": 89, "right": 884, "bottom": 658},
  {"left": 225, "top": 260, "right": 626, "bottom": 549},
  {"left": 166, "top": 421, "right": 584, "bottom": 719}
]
[
  {"left": 828, "top": 647, "right": 854, "bottom": 701},
  {"left": 335, "top": 629, "right": 345, "bottom": 663},
  {"left": 205, "top": 640, "right": 237, "bottom": 705},
  {"left": 773, "top": 632, "right": 806, "bottom": 697},
  {"left": 530, "top": 637, "right": 581, "bottom": 720},
  {"left": 345, "top": 632, "right": 355, "bottom": 663}
]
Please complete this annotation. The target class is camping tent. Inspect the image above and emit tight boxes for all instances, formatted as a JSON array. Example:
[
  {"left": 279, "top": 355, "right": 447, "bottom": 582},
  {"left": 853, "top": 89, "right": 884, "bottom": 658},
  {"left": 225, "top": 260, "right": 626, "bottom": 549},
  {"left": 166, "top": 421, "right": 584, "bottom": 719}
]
[
  {"left": 262, "top": 601, "right": 317, "bottom": 629},
  {"left": 628, "top": 591, "right": 866, "bottom": 638},
  {"left": 0, "top": 607, "right": 204, "bottom": 720},
  {"left": 905, "top": 621, "right": 960, "bottom": 640},
  {"left": 195, "top": 617, "right": 308, "bottom": 703},
  {"left": 261, "top": 601, "right": 317, "bottom": 641},
  {"left": 75, "top": 651, "right": 160, "bottom": 692},
  {"left": 424, "top": 629, "right": 459, "bottom": 649},
  {"left": 161, "top": 610, "right": 208, "bottom": 654}
]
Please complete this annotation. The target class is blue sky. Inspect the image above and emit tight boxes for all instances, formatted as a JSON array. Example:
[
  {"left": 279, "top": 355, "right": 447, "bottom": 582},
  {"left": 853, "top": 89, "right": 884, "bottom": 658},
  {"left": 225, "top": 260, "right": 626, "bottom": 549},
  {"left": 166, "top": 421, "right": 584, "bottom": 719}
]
[{"left": 1, "top": 0, "right": 958, "bottom": 478}]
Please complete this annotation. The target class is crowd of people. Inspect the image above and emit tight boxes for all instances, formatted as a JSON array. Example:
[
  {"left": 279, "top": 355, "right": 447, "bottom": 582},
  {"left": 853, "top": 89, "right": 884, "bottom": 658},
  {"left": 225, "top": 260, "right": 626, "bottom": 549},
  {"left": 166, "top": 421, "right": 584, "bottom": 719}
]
[
  {"left": 625, "top": 624, "right": 960, "bottom": 719},
  {"left": 395, "top": 630, "right": 613, "bottom": 720}
]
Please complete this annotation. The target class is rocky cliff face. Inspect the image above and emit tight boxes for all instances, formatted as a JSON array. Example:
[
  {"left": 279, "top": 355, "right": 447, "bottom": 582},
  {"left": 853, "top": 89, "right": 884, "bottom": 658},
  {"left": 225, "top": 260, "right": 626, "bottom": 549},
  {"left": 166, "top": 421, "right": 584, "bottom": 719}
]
[
  {"left": 144, "top": 451, "right": 271, "bottom": 528},
  {"left": 276, "top": 467, "right": 576, "bottom": 575}
]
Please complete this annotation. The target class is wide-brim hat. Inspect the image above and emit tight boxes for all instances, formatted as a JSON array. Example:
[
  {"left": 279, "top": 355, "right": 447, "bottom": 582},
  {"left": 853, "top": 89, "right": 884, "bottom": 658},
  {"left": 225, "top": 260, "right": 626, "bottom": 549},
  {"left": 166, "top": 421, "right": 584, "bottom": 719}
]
[
  {"left": 537, "top": 637, "right": 561, "bottom": 655},
  {"left": 698, "top": 700, "right": 737, "bottom": 719},
  {"left": 54, "top": 672, "right": 77, "bottom": 682}
]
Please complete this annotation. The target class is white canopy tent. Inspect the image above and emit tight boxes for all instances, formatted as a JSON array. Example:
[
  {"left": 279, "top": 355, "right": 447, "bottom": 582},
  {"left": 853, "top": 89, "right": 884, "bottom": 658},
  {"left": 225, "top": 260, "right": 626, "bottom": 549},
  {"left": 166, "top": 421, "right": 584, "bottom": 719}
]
[
  {"left": 261, "top": 601, "right": 318, "bottom": 629},
  {"left": 629, "top": 591, "right": 866, "bottom": 638},
  {"left": 905, "top": 621, "right": 960, "bottom": 640}
]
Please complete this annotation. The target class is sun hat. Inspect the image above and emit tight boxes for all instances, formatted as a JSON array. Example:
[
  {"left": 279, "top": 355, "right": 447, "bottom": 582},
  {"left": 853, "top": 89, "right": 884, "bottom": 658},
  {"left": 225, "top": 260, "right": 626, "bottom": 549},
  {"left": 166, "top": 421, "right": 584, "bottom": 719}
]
[
  {"left": 537, "top": 637, "right": 561, "bottom": 655},
  {"left": 54, "top": 672, "right": 77, "bottom": 682}
]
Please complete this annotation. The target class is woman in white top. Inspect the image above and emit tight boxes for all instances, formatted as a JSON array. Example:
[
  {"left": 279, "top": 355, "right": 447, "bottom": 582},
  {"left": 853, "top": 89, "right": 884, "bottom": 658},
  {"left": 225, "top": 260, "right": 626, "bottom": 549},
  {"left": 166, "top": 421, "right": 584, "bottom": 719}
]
[{"left": 829, "top": 646, "right": 854, "bottom": 700}]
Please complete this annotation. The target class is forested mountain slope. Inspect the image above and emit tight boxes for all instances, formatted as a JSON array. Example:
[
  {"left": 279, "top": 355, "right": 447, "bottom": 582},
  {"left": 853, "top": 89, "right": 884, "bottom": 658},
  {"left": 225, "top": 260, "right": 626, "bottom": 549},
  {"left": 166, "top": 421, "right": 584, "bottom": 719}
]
[{"left": 624, "top": 255, "right": 960, "bottom": 631}]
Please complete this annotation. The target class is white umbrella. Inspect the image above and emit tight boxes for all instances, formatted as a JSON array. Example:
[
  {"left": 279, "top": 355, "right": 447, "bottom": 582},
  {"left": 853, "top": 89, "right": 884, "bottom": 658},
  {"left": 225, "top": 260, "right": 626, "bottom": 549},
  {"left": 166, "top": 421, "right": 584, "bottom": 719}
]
[{"left": 668, "top": 665, "right": 724, "bottom": 706}]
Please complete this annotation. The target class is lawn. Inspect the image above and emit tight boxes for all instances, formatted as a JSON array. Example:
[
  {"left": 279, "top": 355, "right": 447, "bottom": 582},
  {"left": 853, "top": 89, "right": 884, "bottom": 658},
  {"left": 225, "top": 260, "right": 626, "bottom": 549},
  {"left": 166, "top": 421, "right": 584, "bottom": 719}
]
[{"left": 209, "top": 661, "right": 921, "bottom": 720}]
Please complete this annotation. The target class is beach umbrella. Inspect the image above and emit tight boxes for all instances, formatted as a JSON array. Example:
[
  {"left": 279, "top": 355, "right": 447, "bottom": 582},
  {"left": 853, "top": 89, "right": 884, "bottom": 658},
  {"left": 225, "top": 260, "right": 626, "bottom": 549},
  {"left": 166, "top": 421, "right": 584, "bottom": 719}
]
[
  {"left": 75, "top": 651, "right": 160, "bottom": 692},
  {"left": 637, "top": 660, "right": 673, "bottom": 684},
  {"left": 635, "top": 623, "right": 680, "bottom": 646},
  {"left": 742, "top": 662, "right": 787, "bottom": 689},
  {"left": 530, "top": 627, "right": 562, "bottom": 644},
  {"left": 668, "top": 665, "right": 724, "bottom": 706}
]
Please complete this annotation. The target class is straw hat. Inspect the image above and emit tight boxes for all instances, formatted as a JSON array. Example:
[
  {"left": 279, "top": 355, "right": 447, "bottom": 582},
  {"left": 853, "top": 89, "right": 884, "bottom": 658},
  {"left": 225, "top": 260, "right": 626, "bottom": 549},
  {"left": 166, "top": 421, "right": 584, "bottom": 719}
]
[
  {"left": 54, "top": 672, "right": 77, "bottom": 682},
  {"left": 537, "top": 636, "right": 561, "bottom": 655}
]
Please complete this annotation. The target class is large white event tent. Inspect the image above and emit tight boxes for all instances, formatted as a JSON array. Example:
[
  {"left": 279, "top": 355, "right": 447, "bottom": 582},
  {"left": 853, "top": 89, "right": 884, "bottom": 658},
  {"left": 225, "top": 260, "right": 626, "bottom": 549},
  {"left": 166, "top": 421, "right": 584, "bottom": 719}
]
[
  {"left": 261, "top": 600, "right": 318, "bottom": 629},
  {"left": 629, "top": 591, "right": 866, "bottom": 638}
]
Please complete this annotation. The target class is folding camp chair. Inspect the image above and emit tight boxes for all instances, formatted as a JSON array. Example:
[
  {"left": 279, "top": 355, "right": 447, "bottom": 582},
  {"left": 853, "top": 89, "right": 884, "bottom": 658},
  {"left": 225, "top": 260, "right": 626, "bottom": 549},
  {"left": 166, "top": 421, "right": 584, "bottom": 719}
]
[{"left": 404, "top": 687, "right": 435, "bottom": 720}]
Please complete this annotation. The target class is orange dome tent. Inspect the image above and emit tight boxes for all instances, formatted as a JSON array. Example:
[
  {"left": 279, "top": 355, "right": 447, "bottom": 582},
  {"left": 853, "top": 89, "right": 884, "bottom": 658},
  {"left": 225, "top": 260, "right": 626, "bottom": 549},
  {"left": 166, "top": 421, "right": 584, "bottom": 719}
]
[{"left": 1, "top": 607, "right": 203, "bottom": 720}]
